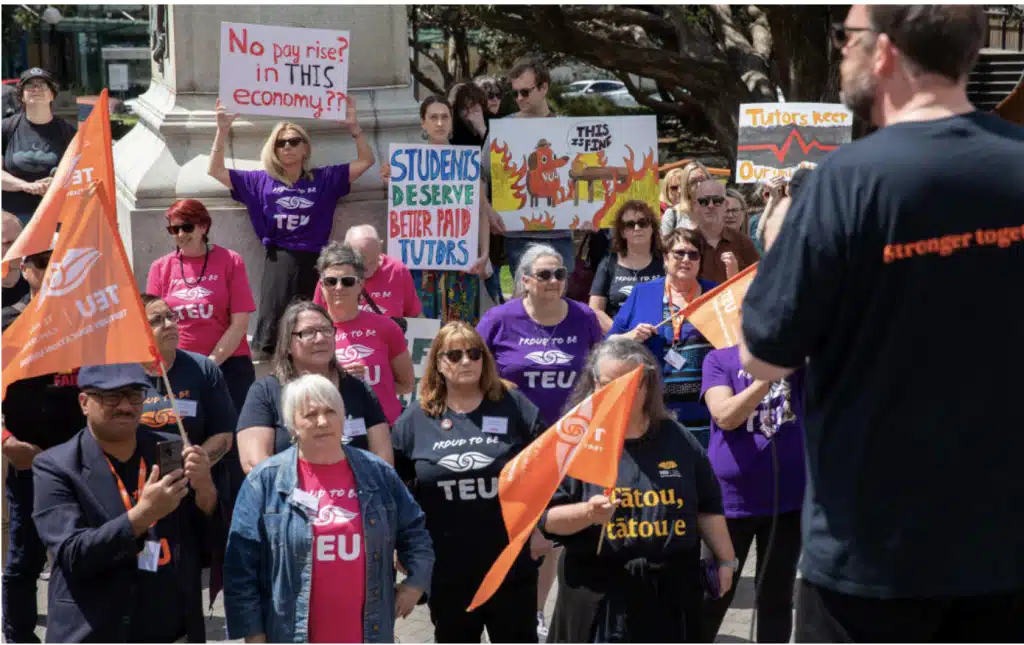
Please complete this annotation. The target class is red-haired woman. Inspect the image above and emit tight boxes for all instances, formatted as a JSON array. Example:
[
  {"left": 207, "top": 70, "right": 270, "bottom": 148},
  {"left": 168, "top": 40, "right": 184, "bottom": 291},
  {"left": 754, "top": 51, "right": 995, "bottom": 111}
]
[{"left": 146, "top": 199, "right": 257, "bottom": 413}]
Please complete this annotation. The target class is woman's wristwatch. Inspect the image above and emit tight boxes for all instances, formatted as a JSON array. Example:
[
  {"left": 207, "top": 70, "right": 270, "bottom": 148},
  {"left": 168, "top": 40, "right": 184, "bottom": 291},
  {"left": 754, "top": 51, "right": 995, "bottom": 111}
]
[{"left": 718, "top": 558, "right": 740, "bottom": 570}]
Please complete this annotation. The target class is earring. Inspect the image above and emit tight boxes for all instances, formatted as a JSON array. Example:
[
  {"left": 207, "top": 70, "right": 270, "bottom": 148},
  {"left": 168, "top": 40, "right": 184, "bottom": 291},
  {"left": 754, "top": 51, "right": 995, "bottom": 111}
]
[{"left": 421, "top": 129, "right": 429, "bottom": 141}]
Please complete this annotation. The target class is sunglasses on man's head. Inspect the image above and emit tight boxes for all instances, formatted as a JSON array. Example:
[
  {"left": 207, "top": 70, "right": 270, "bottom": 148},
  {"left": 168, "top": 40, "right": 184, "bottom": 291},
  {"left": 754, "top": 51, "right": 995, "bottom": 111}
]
[
  {"left": 275, "top": 136, "right": 305, "bottom": 149},
  {"left": 529, "top": 267, "right": 568, "bottom": 282},
  {"left": 323, "top": 276, "right": 359, "bottom": 288},
  {"left": 670, "top": 249, "right": 701, "bottom": 262},
  {"left": 166, "top": 223, "right": 195, "bottom": 235},
  {"left": 696, "top": 196, "right": 726, "bottom": 207},
  {"left": 621, "top": 219, "right": 650, "bottom": 230},
  {"left": 441, "top": 347, "right": 484, "bottom": 363}
]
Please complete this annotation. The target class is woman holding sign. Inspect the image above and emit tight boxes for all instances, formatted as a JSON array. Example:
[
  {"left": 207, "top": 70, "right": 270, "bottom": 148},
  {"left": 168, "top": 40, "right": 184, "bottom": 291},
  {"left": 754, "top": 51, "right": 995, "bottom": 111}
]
[
  {"left": 382, "top": 96, "right": 493, "bottom": 325},
  {"left": 208, "top": 96, "right": 375, "bottom": 359}
]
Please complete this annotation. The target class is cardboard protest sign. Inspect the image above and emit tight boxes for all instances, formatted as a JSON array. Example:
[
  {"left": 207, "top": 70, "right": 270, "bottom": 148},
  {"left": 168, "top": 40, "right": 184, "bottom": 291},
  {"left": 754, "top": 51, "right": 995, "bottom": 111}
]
[
  {"left": 735, "top": 103, "right": 852, "bottom": 183},
  {"left": 219, "top": 22, "right": 350, "bottom": 120},
  {"left": 489, "top": 115, "right": 658, "bottom": 231},
  {"left": 398, "top": 317, "right": 442, "bottom": 407},
  {"left": 387, "top": 144, "right": 481, "bottom": 271}
]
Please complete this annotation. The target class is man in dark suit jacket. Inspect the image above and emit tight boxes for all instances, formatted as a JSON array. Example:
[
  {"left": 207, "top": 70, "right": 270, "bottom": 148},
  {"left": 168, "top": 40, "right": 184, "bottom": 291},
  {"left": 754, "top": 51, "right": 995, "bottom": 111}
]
[{"left": 32, "top": 363, "right": 219, "bottom": 643}]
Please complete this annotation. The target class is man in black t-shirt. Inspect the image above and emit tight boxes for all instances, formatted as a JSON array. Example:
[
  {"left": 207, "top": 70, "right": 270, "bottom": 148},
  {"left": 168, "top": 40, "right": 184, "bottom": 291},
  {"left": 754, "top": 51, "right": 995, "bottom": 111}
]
[
  {"left": 1, "top": 212, "right": 29, "bottom": 307},
  {"left": 741, "top": 6, "right": 1024, "bottom": 642}
]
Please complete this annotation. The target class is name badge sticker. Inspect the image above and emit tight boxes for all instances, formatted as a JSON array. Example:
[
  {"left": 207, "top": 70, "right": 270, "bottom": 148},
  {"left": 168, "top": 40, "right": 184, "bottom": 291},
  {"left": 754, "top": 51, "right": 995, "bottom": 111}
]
[
  {"left": 138, "top": 540, "right": 161, "bottom": 572},
  {"left": 664, "top": 349, "right": 686, "bottom": 370},
  {"left": 481, "top": 416, "right": 509, "bottom": 435},
  {"left": 344, "top": 417, "right": 368, "bottom": 438},
  {"left": 174, "top": 400, "right": 198, "bottom": 418},
  {"left": 291, "top": 489, "right": 320, "bottom": 512}
]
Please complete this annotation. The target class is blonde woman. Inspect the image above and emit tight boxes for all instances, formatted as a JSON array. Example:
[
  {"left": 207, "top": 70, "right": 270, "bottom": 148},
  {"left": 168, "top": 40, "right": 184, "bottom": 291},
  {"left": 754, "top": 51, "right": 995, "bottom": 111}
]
[
  {"left": 207, "top": 98, "right": 375, "bottom": 358},
  {"left": 660, "top": 161, "right": 711, "bottom": 237},
  {"left": 724, "top": 188, "right": 751, "bottom": 235},
  {"left": 659, "top": 167, "right": 685, "bottom": 215}
]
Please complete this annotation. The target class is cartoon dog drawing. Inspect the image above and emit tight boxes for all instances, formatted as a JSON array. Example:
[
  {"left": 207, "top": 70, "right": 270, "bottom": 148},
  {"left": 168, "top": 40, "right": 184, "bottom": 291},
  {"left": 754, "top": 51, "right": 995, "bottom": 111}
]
[{"left": 526, "top": 139, "right": 569, "bottom": 208}]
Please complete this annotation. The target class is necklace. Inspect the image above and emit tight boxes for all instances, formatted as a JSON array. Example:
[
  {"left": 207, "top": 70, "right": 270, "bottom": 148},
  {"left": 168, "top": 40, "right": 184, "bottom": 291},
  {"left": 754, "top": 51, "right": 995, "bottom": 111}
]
[
  {"left": 177, "top": 243, "right": 210, "bottom": 288},
  {"left": 525, "top": 298, "right": 566, "bottom": 346}
]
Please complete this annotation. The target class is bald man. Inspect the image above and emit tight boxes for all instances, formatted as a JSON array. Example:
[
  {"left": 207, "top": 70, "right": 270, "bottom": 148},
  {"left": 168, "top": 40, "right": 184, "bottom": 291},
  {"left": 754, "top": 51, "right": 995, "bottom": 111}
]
[
  {"left": 1, "top": 212, "right": 28, "bottom": 308},
  {"left": 313, "top": 224, "right": 423, "bottom": 317}
]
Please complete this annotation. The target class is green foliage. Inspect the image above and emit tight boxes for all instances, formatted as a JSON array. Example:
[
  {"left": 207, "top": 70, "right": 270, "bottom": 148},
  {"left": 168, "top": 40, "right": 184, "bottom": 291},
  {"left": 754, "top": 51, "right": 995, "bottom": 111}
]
[{"left": 548, "top": 83, "right": 653, "bottom": 118}]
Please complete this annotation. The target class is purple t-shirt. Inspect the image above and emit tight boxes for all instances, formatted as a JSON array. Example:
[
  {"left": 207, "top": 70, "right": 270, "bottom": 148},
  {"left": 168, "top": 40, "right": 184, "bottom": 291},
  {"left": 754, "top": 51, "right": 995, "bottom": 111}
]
[
  {"left": 228, "top": 164, "right": 350, "bottom": 253},
  {"left": 701, "top": 345, "right": 806, "bottom": 518},
  {"left": 477, "top": 298, "right": 602, "bottom": 427}
]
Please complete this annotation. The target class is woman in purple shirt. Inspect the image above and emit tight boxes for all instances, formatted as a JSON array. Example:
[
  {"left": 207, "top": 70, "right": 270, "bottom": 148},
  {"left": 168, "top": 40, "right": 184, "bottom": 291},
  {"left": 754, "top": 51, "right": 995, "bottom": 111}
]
[
  {"left": 208, "top": 97, "right": 375, "bottom": 358},
  {"left": 699, "top": 343, "right": 806, "bottom": 643}
]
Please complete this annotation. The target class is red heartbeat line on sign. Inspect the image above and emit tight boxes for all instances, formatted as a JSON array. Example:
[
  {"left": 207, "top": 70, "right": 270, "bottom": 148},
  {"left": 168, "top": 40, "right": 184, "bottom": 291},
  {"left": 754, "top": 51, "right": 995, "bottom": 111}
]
[{"left": 737, "top": 129, "right": 839, "bottom": 163}]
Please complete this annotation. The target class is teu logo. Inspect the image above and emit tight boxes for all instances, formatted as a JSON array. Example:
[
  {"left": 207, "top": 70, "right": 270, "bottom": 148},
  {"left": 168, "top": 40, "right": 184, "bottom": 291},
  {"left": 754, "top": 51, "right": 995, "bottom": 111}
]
[
  {"left": 77, "top": 284, "right": 120, "bottom": 317},
  {"left": 525, "top": 349, "right": 573, "bottom": 366},
  {"left": 171, "top": 286, "right": 213, "bottom": 301},
  {"left": 275, "top": 196, "right": 315, "bottom": 210},
  {"left": 38, "top": 248, "right": 101, "bottom": 302},
  {"left": 437, "top": 476, "right": 498, "bottom": 501},
  {"left": 173, "top": 303, "right": 213, "bottom": 320},
  {"left": 273, "top": 213, "right": 310, "bottom": 231}
]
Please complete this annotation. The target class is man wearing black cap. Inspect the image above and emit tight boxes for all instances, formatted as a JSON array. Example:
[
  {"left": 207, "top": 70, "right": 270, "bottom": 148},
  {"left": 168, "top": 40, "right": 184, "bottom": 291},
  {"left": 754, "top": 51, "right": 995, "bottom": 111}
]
[
  {"left": 1, "top": 67, "right": 76, "bottom": 224},
  {"left": 31, "top": 363, "right": 218, "bottom": 643}
]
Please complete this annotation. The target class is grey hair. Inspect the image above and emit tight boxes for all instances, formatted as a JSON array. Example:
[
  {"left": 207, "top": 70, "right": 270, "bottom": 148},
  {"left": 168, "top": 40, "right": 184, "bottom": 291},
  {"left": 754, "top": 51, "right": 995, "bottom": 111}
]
[
  {"left": 344, "top": 224, "right": 380, "bottom": 244},
  {"left": 281, "top": 373, "right": 346, "bottom": 442},
  {"left": 512, "top": 243, "right": 564, "bottom": 298},
  {"left": 563, "top": 337, "right": 672, "bottom": 426},
  {"left": 316, "top": 240, "right": 365, "bottom": 279}
]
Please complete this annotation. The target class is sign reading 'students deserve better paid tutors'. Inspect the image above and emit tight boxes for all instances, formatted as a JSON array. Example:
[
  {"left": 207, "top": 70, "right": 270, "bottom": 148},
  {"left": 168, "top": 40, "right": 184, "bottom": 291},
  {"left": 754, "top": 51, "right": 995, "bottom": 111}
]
[
  {"left": 386, "top": 144, "right": 481, "bottom": 271},
  {"left": 219, "top": 22, "right": 350, "bottom": 120}
]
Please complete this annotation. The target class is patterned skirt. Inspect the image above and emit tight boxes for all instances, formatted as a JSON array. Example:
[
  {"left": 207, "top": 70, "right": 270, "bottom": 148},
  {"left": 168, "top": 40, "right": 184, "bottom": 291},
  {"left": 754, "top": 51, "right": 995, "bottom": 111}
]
[{"left": 410, "top": 270, "right": 480, "bottom": 326}]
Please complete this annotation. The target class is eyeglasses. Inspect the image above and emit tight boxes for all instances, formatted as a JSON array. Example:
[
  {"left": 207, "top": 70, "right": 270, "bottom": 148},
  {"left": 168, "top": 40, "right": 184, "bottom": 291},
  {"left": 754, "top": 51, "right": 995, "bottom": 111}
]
[
  {"left": 529, "top": 267, "right": 568, "bottom": 282},
  {"left": 322, "top": 275, "right": 359, "bottom": 288},
  {"left": 621, "top": 219, "right": 650, "bottom": 230},
  {"left": 696, "top": 196, "right": 726, "bottom": 207},
  {"left": 441, "top": 347, "right": 484, "bottom": 363},
  {"left": 487, "top": 91, "right": 501, "bottom": 100},
  {"left": 275, "top": 136, "right": 305, "bottom": 149},
  {"left": 292, "top": 327, "right": 333, "bottom": 342},
  {"left": 831, "top": 23, "right": 873, "bottom": 49},
  {"left": 166, "top": 223, "right": 195, "bottom": 235},
  {"left": 85, "top": 389, "right": 146, "bottom": 407},
  {"left": 147, "top": 312, "right": 177, "bottom": 328},
  {"left": 515, "top": 86, "right": 537, "bottom": 99},
  {"left": 726, "top": 208, "right": 743, "bottom": 215},
  {"left": 670, "top": 249, "right": 701, "bottom": 262}
]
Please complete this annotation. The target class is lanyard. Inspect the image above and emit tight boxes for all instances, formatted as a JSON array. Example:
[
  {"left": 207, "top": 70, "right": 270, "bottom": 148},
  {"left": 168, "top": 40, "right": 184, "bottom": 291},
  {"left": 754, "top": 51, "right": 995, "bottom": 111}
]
[
  {"left": 105, "top": 456, "right": 147, "bottom": 512},
  {"left": 665, "top": 281, "right": 699, "bottom": 344}
]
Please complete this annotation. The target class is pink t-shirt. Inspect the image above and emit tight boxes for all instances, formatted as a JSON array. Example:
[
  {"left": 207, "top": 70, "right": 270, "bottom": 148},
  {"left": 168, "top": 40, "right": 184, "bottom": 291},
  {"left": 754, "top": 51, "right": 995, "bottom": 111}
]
[
  {"left": 299, "top": 458, "right": 365, "bottom": 644},
  {"left": 314, "top": 254, "right": 422, "bottom": 317},
  {"left": 146, "top": 245, "right": 257, "bottom": 357},
  {"left": 334, "top": 311, "right": 407, "bottom": 424}
]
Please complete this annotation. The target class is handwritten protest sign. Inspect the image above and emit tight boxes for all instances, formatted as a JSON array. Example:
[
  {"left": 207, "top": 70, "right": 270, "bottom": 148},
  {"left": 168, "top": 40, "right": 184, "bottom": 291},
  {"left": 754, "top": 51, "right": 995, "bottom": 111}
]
[
  {"left": 219, "top": 22, "right": 350, "bottom": 120},
  {"left": 735, "top": 102, "right": 852, "bottom": 183},
  {"left": 387, "top": 144, "right": 481, "bottom": 271},
  {"left": 398, "top": 317, "right": 442, "bottom": 407},
  {"left": 489, "top": 115, "right": 658, "bottom": 231}
]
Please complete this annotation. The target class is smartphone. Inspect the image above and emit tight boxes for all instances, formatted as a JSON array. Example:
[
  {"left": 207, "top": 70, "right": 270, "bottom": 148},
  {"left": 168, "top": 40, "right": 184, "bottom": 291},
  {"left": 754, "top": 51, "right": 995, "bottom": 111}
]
[{"left": 156, "top": 439, "right": 184, "bottom": 477}]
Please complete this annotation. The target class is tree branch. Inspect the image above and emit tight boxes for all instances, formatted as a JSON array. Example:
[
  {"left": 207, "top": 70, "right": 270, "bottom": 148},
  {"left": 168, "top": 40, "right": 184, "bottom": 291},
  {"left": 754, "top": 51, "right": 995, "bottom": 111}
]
[
  {"left": 409, "top": 38, "right": 451, "bottom": 82},
  {"left": 409, "top": 61, "right": 445, "bottom": 97},
  {"left": 561, "top": 6, "right": 678, "bottom": 42}
]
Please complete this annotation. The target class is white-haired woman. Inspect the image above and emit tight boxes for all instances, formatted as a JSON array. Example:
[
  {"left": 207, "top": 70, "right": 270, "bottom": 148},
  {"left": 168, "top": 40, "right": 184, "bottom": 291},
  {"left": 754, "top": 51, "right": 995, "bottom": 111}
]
[
  {"left": 542, "top": 337, "right": 736, "bottom": 643},
  {"left": 476, "top": 242, "right": 602, "bottom": 639},
  {"left": 225, "top": 374, "right": 434, "bottom": 644},
  {"left": 208, "top": 98, "right": 375, "bottom": 358}
]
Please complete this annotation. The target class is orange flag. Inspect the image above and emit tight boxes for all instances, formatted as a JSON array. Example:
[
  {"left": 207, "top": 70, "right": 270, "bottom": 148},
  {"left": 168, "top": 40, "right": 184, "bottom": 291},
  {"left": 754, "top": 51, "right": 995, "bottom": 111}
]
[
  {"left": 682, "top": 263, "right": 758, "bottom": 349},
  {"left": 1, "top": 182, "right": 158, "bottom": 399},
  {"left": 2, "top": 90, "right": 115, "bottom": 272},
  {"left": 468, "top": 366, "right": 645, "bottom": 611}
]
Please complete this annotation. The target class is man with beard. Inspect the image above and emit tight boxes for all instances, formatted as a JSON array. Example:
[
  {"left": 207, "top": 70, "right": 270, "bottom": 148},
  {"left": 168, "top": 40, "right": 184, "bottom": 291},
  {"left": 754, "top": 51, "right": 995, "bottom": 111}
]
[{"left": 740, "top": 5, "right": 1024, "bottom": 642}]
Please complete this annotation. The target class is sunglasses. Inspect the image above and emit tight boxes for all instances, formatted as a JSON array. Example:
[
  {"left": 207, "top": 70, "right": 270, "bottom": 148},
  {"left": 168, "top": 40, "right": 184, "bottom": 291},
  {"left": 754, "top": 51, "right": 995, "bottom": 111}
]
[
  {"left": 487, "top": 91, "right": 501, "bottom": 100},
  {"left": 696, "top": 196, "right": 726, "bottom": 207},
  {"left": 831, "top": 23, "right": 873, "bottom": 49},
  {"left": 622, "top": 219, "right": 650, "bottom": 230},
  {"left": 441, "top": 348, "right": 484, "bottom": 363},
  {"left": 85, "top": 389, "right": 146, "bottom": 407},
  {"left": 292, "top": 327, "right": 333, "bottom": 342},
  {"left": 275, "top": 136, "right": 305, "bottom": 149},
  {"left": 670, "top": 249, "right": 701, "bottom": 262},
  {"left": 516, "top": 86, "right": 537, "bottom": 99},
  {"left": 166, "top": 223, "right": 195, "bottom": 235},
  {"left": 529, "top": 267, "right": 568, "bottom": 282},
  {"left": 323, "top": 275, "right": 359, "bottom": 288}
]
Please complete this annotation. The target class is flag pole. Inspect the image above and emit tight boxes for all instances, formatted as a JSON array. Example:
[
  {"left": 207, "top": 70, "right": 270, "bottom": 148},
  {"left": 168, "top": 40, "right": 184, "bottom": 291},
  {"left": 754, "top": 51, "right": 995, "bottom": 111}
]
[
  {"left": 157, "top": 358, "right": 192, "bottom": 448},
  {"left": 596, "top": 527, "right": 606, "bottom": 555},
  {"left": 654, "top": 309, "right": 685, "bottom": 330}
]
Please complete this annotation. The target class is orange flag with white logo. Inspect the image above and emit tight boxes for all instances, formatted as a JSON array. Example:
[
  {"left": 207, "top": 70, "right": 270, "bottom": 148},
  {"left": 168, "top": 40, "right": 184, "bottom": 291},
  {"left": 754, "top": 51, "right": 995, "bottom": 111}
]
[
  {"left": 1, "top": 182, "right": 158, "bottom": 399},
  {"left": 681, "top": 263, "right": 758, "bottom": 349},
  {"left": 467, "top": 366, "right": 645, "bottom": 611},
  {"left": 1, "top": 90, "right": 115, "bottom": 273}
]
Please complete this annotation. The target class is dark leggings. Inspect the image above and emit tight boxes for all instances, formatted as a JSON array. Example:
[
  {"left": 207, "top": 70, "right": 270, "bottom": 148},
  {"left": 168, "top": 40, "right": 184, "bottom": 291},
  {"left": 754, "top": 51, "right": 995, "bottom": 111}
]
[
  {"left": 701, "top": 510, "right": 802, "bottom": 643},
  {"left": 251, "top": 246, "right": 319, "bottom": 354},
  {"left": 429, "top": 572, "right": 539, "bottom": 643}
]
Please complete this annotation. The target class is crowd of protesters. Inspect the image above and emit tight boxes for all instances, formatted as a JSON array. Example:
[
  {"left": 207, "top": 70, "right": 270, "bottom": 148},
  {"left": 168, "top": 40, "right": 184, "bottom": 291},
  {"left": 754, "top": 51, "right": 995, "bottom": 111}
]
[{"left": 3, "top": 4, "right": 1023, "bottom": 644}]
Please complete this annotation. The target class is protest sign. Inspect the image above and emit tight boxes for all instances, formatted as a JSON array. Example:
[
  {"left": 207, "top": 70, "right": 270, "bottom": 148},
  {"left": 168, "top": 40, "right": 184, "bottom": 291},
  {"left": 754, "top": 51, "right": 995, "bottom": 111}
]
[
  {"left": 387, "top": 144, "right": 481, "bottom": 270},
  {"left": 489, "top": 115, "right": 658, "bottom": 231},
  {"left": 219, "top": 22, "right": 350, "bottom": 120},
  {"left": 398, "top": 317, "right": 442, "bottom": 407},
  {"left": 735, "top": 102, "right": 852, "bottom": 183}
]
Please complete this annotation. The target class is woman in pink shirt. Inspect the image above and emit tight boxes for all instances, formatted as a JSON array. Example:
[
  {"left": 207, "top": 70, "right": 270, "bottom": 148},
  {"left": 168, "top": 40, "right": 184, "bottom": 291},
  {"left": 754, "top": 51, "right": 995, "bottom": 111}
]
[
  {"left": 318, "top": 241, "right": 415, "bottom": 425},
  {"left": 146, "top": 199, "right": 257, "bottom": 412}
]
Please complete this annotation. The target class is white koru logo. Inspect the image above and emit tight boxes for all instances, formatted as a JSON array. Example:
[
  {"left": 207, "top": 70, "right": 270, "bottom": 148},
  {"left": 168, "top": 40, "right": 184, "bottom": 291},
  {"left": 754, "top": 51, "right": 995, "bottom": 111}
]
[
  {"left": 620, "top": 285, "right": 634, "bottom": 297},
  {"left": 275, "top": 196, "right": 315, "bottom": 210},
  {"left": 171, "top": 286, "right": 213, "bottom": 301},
  {"left": 38, "top": 247, "right": 101, "bottom": 302},
  {"left": 312, "top": 505, "right": 358, "bottom": 527},
  {"left": 525, "top": 349, "right": 574, "bottom": 366},
  {"left": 336, "top": 344, "right": 374, "bottom": 362},
  {"left": 437, "top": 451, "right": 495, "bottom": 473}
]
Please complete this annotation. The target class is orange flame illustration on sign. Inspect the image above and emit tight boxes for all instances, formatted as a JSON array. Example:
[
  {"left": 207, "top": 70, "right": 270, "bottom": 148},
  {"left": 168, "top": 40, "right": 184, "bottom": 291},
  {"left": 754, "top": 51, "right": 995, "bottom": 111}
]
[
  {"left": 591, "top": 146, "right": 659, "bottom": 228},
  {"left": 489, "top": 140, "right": 528, "bottom": 211},
  {"left": 520, "top": 212, "right": 557, "bottom": 231}
]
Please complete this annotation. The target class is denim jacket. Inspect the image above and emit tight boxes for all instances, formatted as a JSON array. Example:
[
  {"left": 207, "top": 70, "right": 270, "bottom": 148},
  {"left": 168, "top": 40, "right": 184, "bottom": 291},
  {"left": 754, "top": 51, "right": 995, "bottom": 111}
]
[{"left": 223, "top": 445, "right": 434, "bottom": 643}]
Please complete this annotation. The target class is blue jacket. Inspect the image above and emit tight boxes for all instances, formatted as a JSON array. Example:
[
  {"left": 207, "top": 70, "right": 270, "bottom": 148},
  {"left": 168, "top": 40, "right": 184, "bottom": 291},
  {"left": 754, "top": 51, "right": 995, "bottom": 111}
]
[
  {"left": 224, "top": 445, "right": 434, "bottom": 643},
  {"left": 32, "top": 427, "right": 214, "bottom": 643}
]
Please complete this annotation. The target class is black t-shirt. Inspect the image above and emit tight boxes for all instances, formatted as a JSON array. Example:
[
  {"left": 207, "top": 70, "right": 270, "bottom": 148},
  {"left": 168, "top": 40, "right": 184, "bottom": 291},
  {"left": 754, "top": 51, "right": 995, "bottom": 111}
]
[
  {"left": 589, "top": 253, "right": 663, "bottom": 318},
  {"left": 1, "top": 113, "right": 77, "bottom": 216},
  {"left": 140, "top": 350, "right": 238, "bottom": 446},
  {"left": 1, "top": 275, "right": 29, "bottom": 311},
  {"left": 1, "top": 289, "right": 29, "bottom": 331},
  {"left": 391, "top": 388, "right": 545, "bottom": 589},
  {"left": 237, "top": 371, "right": 387, "bottom": 454},
  {"left": 2, "top": 366, "right": 85, "bottom": 451},
  {"left": 742, "top": 112, "right": 1024, "bottom": 599}
]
